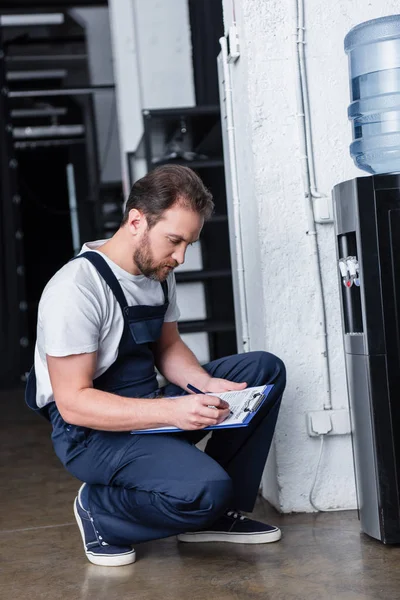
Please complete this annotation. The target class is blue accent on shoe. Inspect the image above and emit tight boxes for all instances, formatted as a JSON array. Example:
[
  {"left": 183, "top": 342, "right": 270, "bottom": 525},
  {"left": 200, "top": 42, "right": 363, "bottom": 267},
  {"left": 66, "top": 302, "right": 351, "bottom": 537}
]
[{"left": 74, "top": 484, "right": 136, "bottom": 566}]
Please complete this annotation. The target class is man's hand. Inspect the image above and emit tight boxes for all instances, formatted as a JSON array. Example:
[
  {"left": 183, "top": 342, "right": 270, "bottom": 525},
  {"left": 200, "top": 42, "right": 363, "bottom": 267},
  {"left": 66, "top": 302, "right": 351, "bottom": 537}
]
[
  {"left": 200, "top": 377, "right": 247, "bottom": 394},
  {"left": 170, "top": 394, "right": 231, "bottom": 430}
]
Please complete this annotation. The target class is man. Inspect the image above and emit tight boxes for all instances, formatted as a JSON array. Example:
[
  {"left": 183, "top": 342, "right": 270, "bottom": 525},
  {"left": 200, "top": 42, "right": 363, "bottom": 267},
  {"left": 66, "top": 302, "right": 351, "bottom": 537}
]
[{"left": 26, "top": 165, "right": 286, "bottom": 567}]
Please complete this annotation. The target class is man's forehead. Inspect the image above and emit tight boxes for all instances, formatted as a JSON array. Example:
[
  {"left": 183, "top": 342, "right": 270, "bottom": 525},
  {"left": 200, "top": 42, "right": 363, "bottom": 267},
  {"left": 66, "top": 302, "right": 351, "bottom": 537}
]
[
  {"left": 158, "top": 208, "right": 203, "bottom": 238},
  {"left": 162, "top": 203, "right": 201, "bottom": 221}
]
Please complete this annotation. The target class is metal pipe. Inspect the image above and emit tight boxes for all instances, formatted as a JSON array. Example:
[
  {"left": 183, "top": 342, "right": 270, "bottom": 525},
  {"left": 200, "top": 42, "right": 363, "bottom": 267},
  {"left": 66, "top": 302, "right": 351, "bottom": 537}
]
[
  {"left": 15, "top": 138, "right": 84, "bottom": 149},
  {"left": 66, "top": 163, "right": 81, "bottom": 256},
  {"left": 8, "top": 84, "right": 115, "bottom": 98},
  {"left": 11, "top": 107, "right": 68, "bottom": 118},
  {"left": 0, "top": 14, "right": 64, "bottom": 26},
  {"left": 296, "top": 0, "right": 326, "bottom": 201},
  {"left": 7, "top": 69, "right": 67, "bottom": 81},
  {"left": 13, "top": 124, "right": 84, "bottom": 139},
  {"left": 295, "top": 0, "right": 332, "bottom": 410},
  {"left": 219, "top": 36, "right": 251, "bottom": 352},
  {"left": 7, "top": 54, "right": 87, "bottom": 63}
]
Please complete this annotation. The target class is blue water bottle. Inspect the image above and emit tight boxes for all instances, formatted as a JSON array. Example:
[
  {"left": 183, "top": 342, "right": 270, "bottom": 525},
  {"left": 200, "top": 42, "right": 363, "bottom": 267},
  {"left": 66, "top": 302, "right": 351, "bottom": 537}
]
[{"left": 345, "top": 15, "right": 400, "bottom": 174}]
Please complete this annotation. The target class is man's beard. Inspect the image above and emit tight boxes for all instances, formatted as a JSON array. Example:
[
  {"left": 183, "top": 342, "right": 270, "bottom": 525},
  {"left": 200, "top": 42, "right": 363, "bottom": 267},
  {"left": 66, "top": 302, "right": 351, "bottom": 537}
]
[{"left": 133, "top": 231, "right": 177, "bottom": 281}]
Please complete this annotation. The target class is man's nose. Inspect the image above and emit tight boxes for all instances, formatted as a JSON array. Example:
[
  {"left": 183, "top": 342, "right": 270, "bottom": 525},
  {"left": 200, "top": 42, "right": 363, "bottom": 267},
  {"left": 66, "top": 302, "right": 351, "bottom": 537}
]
[{"left": 172, "top": 248, "right": 185, "bottom": 265}]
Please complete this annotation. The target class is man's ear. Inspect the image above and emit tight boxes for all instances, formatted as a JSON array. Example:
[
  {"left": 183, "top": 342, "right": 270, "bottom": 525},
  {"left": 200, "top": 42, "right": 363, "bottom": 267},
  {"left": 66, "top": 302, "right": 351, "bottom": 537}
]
[{"left": 128, "top": 208, "right": 146, "bottom": 235}]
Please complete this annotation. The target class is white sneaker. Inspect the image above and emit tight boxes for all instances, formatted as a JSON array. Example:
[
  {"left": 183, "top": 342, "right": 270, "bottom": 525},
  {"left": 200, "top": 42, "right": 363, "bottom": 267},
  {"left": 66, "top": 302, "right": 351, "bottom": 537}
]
[{"left": 74, "top": 483, "right": 136, "bottom": 566}]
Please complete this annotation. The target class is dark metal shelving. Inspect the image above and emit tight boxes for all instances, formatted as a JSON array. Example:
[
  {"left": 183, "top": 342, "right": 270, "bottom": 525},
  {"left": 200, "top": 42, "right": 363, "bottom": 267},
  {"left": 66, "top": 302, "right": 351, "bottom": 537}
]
[
  {"left": 178, "top": 320, "right": 235, "bottom": 335},
  {"left": 142, "top": 105, "right": 236, "bottom": 359},
  {"left": 151, "top": 158, "right": 224, "bottom": 169},
  {"left": 143, "top": 105, "right": 220, "bottom": 118},
  {"left": 175, "top": 268, "right": 231, "bottom": 283},
  {"left": 9, "top": 84, "right": 115, "bottom": 98}
]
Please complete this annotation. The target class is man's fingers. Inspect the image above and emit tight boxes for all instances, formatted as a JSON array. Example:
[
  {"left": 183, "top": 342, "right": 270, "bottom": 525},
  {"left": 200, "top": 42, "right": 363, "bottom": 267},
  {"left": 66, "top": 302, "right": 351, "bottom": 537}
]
[
  {"left": 193, "top": 417, "right": 219, "bottom": 428},
  {"left": 217, "top": 410, "right": 230, "bottom": 424},
  {"left": 210, "top": 397, "right": 230, "bottom": 409},
  {"left": 197, "top": 406, "right": 227, "bottom": 420},
  {"left": 230, "top": 381, "right": 247, "bottom": 389},
  {"left": 194, "top": 409, "right": 230, "bottom": 428},
  {"left": 200, "top": 395, "right": 229, "bottom": 409}
]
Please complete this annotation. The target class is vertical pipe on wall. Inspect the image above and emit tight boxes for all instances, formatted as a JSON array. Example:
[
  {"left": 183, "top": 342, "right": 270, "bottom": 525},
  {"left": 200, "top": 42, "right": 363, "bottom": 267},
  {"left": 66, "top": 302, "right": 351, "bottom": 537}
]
[
  {"left": 108, "top": 0, "right": 143, "bottom": 200},
  {"left": 219, "top": 36, "right": 250, "bottom": 352},
  {"left": 294, "top": 0, "right": 332, "bottom": 409}
]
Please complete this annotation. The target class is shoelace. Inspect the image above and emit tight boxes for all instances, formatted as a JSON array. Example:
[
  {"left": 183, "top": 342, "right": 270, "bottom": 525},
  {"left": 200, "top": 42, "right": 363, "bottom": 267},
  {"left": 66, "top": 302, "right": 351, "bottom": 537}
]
[{"left": 226, "top": 510, "right": 247, "bottom": 521}]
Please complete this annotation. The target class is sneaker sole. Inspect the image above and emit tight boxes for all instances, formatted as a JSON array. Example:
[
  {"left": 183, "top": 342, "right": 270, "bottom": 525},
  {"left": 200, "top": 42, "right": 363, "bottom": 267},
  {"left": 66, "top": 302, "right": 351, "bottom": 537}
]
[
  {"left": 73, "top": 498, "right": 136, "bottom": 566},
  {"left": 177, "top": 529, "right": 282, "bottom": 544}
]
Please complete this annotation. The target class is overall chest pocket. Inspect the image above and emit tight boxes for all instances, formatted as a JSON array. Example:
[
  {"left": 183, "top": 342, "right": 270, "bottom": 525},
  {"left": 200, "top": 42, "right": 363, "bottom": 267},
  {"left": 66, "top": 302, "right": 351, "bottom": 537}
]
[
  {"left": 128, "top": 316, "right": 164, "bottom": 344},
  {"left": 125, "top": 303, "right": 168, "bottom": 345}
]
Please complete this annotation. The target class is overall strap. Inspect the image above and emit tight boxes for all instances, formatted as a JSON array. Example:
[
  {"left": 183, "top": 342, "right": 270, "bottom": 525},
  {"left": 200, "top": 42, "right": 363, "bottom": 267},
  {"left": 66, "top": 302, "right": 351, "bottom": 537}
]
[
  {"left": 161, "top": 279, "right": 169, "bottom": 303},
  {"left": 76, "top": 251, "right": 128, "bottom": 313}
]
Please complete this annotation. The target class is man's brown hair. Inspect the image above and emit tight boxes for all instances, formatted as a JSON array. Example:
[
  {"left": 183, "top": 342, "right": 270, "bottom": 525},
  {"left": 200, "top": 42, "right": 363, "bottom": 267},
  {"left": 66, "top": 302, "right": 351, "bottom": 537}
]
[{"left": 122, "top": 164, "right": 214, "bottom": 228}]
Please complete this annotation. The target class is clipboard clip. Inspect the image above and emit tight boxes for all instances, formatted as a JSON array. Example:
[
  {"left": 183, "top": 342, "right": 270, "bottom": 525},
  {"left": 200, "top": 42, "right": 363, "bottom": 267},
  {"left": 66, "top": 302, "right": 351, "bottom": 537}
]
[{"left": 243, "top": 391, "right": 264, "bottom": 412}]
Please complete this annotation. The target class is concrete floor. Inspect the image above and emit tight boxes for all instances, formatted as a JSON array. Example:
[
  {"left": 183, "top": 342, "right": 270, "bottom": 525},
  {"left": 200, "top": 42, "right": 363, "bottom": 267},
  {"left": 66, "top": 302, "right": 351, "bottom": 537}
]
[{"left": 2, "top": 389, "right": 400, "bottom": 600}]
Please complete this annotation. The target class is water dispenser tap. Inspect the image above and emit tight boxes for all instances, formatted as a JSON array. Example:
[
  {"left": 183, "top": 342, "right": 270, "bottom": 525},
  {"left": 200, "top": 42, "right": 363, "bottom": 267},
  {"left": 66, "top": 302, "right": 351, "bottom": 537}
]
[
  {"left": 339, "top": 258, "right": 353, "bottom": 288},
  {"left": 346, "top": 256, "right": 360, "bottom": 286}
]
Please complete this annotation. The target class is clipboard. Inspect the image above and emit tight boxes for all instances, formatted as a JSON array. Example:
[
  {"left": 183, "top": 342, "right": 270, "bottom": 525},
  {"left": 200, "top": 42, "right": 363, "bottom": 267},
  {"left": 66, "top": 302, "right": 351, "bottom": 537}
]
[{"left": 130, "top": 384, "right": 274, "bottom": 435}]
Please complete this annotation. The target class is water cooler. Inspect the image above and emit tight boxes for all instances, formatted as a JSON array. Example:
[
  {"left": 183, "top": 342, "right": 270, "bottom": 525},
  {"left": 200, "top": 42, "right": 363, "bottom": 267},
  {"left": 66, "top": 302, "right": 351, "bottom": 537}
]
[
  {"left": 334, "top": 16, "right": 400, "bottom": 543},
  {"left": 333, "top": 175, "right": 400, "bottom": 543}
]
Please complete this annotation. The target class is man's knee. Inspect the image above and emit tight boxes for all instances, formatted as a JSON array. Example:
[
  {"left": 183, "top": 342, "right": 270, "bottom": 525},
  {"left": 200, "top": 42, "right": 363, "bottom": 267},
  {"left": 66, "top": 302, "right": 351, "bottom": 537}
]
[
  {"left": 240, "top": 350, "right": 286, "bottom": 388},
  {"left": 258, "top": 351, "right": 286, "bottom": 383}
]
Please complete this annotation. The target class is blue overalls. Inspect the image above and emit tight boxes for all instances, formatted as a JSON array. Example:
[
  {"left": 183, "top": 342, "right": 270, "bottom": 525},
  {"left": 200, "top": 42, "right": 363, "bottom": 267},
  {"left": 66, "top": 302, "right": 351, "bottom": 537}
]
[{"left": 26, "top": 251, "right": 286, "bottom": 546}]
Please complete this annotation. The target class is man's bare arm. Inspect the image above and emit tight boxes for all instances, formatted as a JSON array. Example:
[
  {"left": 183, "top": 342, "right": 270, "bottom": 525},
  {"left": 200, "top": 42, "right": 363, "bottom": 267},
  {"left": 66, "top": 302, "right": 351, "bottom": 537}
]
[
  {"left": 47, "top": 352, "right": 228, "bottom": 431},
  {"left": 47, "top": 352, "right": 172, "bottom": 431},
  {"left": 153, "top": 322, "right": 211, "bottom": 391}
]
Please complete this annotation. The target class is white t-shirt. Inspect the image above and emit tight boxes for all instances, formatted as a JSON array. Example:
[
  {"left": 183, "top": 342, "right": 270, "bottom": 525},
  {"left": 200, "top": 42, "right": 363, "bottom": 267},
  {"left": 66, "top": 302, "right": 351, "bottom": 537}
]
[{"left": 34, "top": 240, "right": 180, "bottom": 408}]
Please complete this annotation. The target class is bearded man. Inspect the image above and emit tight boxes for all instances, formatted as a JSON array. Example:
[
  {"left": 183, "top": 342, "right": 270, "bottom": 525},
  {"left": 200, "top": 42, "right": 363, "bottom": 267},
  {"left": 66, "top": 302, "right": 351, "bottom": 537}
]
[{"left": 26, "top": 165, "right": 286, "bottom": 566}]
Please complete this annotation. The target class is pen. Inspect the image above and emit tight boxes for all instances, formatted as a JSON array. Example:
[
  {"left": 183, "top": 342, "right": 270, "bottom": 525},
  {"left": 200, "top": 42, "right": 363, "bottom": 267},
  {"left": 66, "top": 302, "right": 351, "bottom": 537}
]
[
  {"left": 187, "top": 384, "right": 204, "bottom": 394},
  {"left": 187, "top": 383, "right": 232, "bottom": 414}
]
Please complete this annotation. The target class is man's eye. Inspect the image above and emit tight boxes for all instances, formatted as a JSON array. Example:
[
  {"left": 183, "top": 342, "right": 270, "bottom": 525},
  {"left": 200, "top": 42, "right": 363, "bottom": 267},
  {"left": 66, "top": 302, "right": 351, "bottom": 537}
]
[{"left": 169, "top": 238, "right": 180, "bottom": 245}]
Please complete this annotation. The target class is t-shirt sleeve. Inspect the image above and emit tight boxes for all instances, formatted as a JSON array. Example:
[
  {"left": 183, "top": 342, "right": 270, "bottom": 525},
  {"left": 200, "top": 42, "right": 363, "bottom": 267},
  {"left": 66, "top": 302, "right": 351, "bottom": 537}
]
[
  {"left": 164, "top": 273, "right": 181, "bottom": 322},
  {"left": 39, "top": 281, "right": 103, "bottom": 357}
]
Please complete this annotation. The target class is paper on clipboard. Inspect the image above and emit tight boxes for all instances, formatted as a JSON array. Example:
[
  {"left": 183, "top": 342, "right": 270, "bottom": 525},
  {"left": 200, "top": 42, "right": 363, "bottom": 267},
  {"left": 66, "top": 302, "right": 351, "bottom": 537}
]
[{"left": 208, "top": 386, "right": 267, "bottom": 427}]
